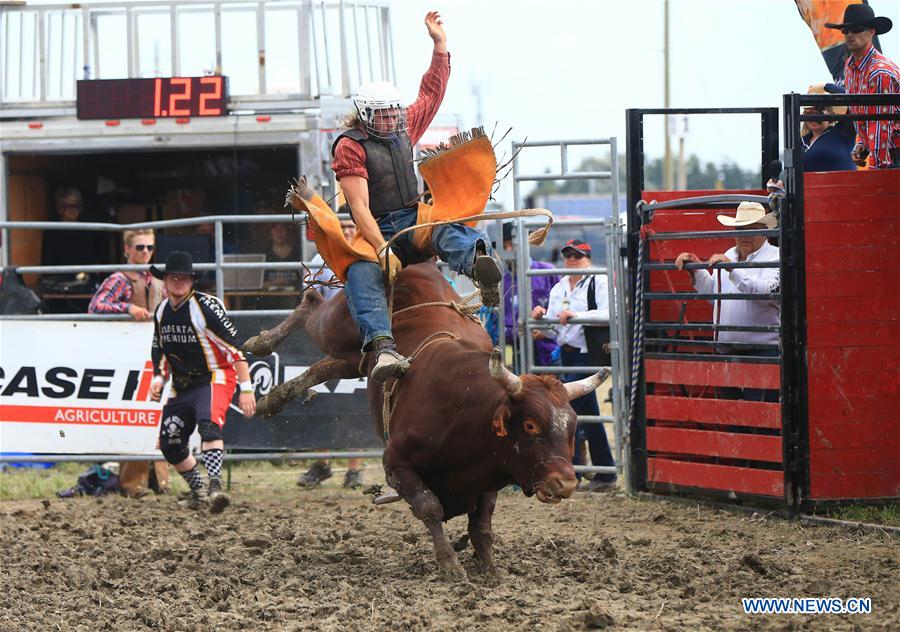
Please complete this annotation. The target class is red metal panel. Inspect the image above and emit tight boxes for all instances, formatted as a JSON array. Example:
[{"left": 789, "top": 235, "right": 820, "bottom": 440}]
[
  {"left": 646, "top": 395, "right": 781, "bottom": 429},
  {"left": 810, "top": 421, "right": 899, "bottom": 451},
  {"left": 804, "top": 172, "right": 900, "bottom": 223},
  {"left": 808, "top": 347, "right": 900, "bottom": 372},
  {"left": 806, "top": 220, "right": 899, "bottom": 248},
  {"left": 647, "top": 427, "right": 782, "bottom": 462},
  {"left": 649, "top": 302, "right": 713, "bottom": 323},
  {"left": 807, "top": 323, "right": 898, "bottom": 348},
  {"left": 645, "top": 359, "right": 781, "bottom": 389},
  {"left": 809, "top": 472, "right": 900, "bottom": 501},
  {"left": 806, "top": 246, "right": 899, "bottom": 273},
  {"left": 805, "top": 271, "right": 899, "bottom": 299},
  {"left": 647, "top": 458, "right": 784, "bottom": 497},
  {"left": 810, "top": 447, "right": 900, "bottom": 475},
  {"left": 807, "top": 297, "right": 900, "bottom": 323},
  {"left": 806, "top": 393, "right": 900, "bottom": 425}
]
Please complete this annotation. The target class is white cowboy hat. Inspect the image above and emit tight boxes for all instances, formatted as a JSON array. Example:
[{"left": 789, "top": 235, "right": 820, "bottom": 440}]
[{"left": 717, "top": 201, "right": 777, "bottom": 229}]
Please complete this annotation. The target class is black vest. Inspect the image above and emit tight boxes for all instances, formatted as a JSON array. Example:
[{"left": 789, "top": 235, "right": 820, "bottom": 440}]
[{"left": 332, "top": 128, "right": 419, "bottom": 216}]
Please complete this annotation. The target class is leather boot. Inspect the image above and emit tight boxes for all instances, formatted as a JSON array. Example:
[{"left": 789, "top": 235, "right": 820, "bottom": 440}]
[
  {"left": 472, "top": 241, "right": 502, "bottom": 307},
  {"left": 371, "top": 337, "right": 410, "bottom": 383}
]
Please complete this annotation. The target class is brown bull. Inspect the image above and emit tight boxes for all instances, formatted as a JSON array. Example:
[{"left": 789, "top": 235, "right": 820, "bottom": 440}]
[{"left": 245, "top": 262, "right": 609, "bottom": 579}]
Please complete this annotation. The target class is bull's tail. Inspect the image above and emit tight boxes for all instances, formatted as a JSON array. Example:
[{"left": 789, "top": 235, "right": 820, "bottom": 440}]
[{"left": 242, "top": 288, "right": 324, "bottom": 357}]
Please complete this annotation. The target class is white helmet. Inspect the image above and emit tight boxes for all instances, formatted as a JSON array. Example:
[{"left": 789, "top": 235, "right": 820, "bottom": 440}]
[{"left": 352, "top": 81, "right": 407, "bottom": 139}]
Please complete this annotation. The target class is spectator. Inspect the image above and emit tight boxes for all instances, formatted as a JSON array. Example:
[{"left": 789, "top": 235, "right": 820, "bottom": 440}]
[
  {"left": 675, "top": 202, "right": 780, "bottom": 401},
  {"left": 90, "top": 229, "right": 170, "bottom": 497},
  {"left": 532, "top": 239, "right": 615, "bottom": 491},
  {"left": 256, "top": 221, "right": 301, "bottom": 310},
  {"left": 299, "top": 214, "right": 366, "bottom": 490},
  {"left": 41, "top": 188, "right": 105, "bottom": 312},
  {"left": 264, "top": 222, "right": 301, "bottom": 289},
  {"left": 801, "top": 84, "right": 857, "bottom": 172},
  {"left": 501, "top": 222, "right": 560, "bottom": 367},
  {"left": 825, "top": 5, "right": 899, "bottom": 169},
  {"left": 89, "top": 229, "right": 165, "bottom": 320}
]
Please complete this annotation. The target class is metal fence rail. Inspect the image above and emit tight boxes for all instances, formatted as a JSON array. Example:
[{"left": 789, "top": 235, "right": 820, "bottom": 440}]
[
  {"left": 0, "top": 212, "right": 342, "bottom": 302},
  {"left": 0, "top": 0, "right": 395, "bottom": 111},
  {"left": 509, "top": 136, "right": 628, "bottom": 486}
]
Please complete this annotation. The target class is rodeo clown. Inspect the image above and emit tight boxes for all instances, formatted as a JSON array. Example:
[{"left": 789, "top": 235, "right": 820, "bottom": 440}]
[
  {"left": 333, "top": 10, "right": 503, "bottom": 383},
  {"left": 148, "top": 252, "right": 256, "bottom": 511}
]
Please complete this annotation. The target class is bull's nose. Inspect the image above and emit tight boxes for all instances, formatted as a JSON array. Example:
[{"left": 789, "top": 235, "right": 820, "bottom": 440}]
[{"left": 546, "top": 474, "right": 578, "bottom": 499}]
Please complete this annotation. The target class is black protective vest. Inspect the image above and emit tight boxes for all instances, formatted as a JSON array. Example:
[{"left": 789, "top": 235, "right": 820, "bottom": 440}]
[{"left": 332, "top": 128, "right": 419, "bottom": 216}]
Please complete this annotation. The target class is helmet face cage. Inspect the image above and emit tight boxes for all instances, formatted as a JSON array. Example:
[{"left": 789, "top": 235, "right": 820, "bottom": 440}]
[
  {"left": 357, "top": 103, "right": 408, "bottom": 140},
  {"left": 353, "top": 82, "right": 407, "bottom": 140}
]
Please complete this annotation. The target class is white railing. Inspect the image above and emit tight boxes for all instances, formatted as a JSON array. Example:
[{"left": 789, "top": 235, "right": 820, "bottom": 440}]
[{"left": 0, "top": 0, "right": 395, "bottom": 112}]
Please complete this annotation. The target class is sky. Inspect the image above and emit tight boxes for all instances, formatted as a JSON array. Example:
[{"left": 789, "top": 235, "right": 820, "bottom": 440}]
[
  {"left": 8, "top": 0, "right": 900, "bottom": 209},
  {"left": 385, "top": 0, "right": 900, "bottom": 206}
]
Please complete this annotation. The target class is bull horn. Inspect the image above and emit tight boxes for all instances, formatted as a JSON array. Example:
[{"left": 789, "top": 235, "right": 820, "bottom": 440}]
[
  {"left": 564, "top": 368, "right": 612, "bottom": 401},
  {"left": 489, "top": 348, "right": 524, "bottom": 399}
]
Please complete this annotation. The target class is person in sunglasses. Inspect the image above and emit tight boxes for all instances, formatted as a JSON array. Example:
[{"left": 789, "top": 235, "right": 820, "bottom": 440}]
[
  {"left": 89, "top": 229, "right": 170, "bottom": 498},
  {"left": 532, "top": 239, "right": 616, "bottom": 491},
  {"left": 89, "top": 229, "right": 165, "bottom": 321},
  {"left": 825, "top": 4, "right": 899, "bottom": 169}
]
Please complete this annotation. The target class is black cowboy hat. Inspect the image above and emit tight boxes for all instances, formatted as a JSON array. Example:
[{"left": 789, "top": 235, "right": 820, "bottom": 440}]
[
  {"left": 825, "top": 4, "right": 892, "bottom": 35},
  {"left": 150, "top": 251, "right": 195, "bottom": 280}
]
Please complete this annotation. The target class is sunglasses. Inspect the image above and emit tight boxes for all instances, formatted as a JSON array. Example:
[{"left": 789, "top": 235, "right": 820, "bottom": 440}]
[
  {"left": 133, "top": 244, "right": 155, "bottom": 252},
  {"left": 562, "top": 251, "right": 588, "bottom": 260},
  {"left": 841, "top": 26, "right": 869, "bottom": 34}
]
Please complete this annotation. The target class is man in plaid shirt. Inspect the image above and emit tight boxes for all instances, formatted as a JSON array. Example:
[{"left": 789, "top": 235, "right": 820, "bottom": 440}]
[{"left": 827, "top": 4, "right": 899, "bottom": 169}]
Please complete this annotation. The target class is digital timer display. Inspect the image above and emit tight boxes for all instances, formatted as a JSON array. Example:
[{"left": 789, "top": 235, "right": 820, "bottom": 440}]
[{"left": 76, "top": 76, "right": 229, "bottom": 120}]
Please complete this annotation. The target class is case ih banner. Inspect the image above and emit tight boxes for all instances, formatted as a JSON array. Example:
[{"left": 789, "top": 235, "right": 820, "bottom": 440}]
[
  {"left": 0, "top": 321, "right": 163, "bottom": 454},
  {"left": 0, "top": 317, "right": 377, "bottom": 455}
]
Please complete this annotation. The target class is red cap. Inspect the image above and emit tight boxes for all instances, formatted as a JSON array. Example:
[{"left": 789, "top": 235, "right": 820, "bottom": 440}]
[{"left": 561, "top": 239, "right": 592, "bottom": 256}]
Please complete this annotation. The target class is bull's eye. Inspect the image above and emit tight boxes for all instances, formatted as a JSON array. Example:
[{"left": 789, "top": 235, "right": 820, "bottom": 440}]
[{"left": 523, "top": 420, "right": 541, "bottom": 436}]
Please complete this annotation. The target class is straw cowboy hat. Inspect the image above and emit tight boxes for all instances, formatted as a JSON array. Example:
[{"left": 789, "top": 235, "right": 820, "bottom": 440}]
[
  {"left": 825, "top": 4, "right": 892, "bottom": 35},
  {"left": 807, "top": 83, "right": 848, "bottom": 116},
  {"left": 717, "top": 202, "right": 778, "bottom": 228}
]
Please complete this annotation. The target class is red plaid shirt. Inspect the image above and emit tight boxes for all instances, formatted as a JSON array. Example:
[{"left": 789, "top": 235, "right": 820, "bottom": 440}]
[
  {"left": 332, "top": 51, "right": 450, "bottom": 180},
  {"left": 844, "top": 45, "right": 900, "bottom": 168},
  {"left": 89, "top": 271, "right": 165, "bottom": 314}
]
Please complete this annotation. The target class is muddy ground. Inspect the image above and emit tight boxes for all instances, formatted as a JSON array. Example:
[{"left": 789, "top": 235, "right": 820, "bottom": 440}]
[{"left": 1, "top": 484, "right": 897, "bottom": 631}]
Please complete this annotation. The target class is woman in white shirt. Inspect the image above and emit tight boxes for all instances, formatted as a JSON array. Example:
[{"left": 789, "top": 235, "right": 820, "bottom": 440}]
[{"left": 532, "top": 239, "right": 615, "bottom": 490}]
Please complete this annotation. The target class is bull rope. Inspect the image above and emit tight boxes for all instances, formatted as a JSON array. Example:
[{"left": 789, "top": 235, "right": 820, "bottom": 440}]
[
  {"left": 380, "top": 331, "right": 459, "bottom": 440},
  {"left": 391, "top": 289, "right": 483, "bottom": 323}
]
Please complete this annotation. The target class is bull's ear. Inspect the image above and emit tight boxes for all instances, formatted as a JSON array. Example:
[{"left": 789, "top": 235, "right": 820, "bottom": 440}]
[{"left": 492, "top": 405, "right": 510, "bottom": 438}]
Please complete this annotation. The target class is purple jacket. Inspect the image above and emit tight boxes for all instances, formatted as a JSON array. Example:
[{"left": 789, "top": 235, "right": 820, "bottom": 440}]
[{"left": 504, "top": 260, "right": 560, "bottom": 366}]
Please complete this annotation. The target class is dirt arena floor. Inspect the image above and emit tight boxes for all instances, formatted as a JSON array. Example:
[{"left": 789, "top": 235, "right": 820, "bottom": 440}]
[{"left": 1, "top": 481, "right": 897, "bottom": 631}]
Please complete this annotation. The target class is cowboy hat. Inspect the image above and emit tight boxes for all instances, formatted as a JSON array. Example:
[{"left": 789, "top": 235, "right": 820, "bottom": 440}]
[
  {"left": 806, "top": 84, "right": 848, "bottom": 116},
  {"left": 825, "top": 4, "right": 892, "bottom": 35},
  {"left": 150, "top": 251, "right": 196, "bottom": 280},
  {"left": 716, "top": 202, "right": 778, "bottom": 229}
]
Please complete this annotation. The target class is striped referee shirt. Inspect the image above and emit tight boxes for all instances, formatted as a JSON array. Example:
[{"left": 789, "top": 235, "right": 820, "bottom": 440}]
[{"left": 151, "top": 291, "right": 246, "bottom": 391}]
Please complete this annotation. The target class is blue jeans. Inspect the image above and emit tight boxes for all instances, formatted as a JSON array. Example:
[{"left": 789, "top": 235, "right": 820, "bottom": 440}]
[
  {"left": 561, "top": 347, "right": 616, "bottom": 483},
  {"left": 344, "top": 208, "right": 493, "bottom": 350}
]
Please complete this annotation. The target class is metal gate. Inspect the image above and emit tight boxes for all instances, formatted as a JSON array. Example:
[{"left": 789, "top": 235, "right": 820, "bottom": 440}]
[{"left": 503, "top": 138, "right": 629, "bottom": 483}]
